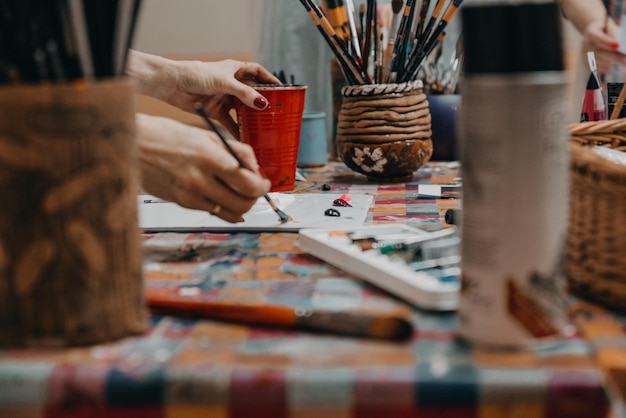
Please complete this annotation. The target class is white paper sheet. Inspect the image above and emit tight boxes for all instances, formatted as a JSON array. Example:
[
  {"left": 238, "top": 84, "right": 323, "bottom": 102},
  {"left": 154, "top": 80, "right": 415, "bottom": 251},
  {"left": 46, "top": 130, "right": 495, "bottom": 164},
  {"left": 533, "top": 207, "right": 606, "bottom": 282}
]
[{"left": 138, "top": 193, "right": 374, "bottom": 232}]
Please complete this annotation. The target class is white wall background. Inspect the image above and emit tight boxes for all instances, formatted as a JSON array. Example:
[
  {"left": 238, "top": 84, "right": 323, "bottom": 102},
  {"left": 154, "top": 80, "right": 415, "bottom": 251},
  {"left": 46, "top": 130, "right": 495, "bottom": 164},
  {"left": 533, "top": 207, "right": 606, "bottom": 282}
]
[
  {"left": 133, "top": 0, "right": 580, "bottom": 60},
  {"left": 132, "top": 0, "right": 263, "bottom": 57},
  {"left": 132, "top": 0, "right": 583, "bottom": 124}
]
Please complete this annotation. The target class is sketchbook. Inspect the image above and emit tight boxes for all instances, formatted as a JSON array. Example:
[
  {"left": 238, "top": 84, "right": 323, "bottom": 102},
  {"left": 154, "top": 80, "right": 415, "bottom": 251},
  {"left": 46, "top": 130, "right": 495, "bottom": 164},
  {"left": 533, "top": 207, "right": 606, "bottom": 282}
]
[{"left": 138, "top": 193, "right": 374, "bottom": 232}]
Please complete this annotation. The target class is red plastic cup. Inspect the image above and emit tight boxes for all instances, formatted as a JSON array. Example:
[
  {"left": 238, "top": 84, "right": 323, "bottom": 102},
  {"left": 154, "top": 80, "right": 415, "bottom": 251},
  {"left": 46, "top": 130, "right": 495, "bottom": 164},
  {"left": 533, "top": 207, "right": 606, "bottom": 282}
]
[{"left": 236, "top": 84, "right": 307, "bottom": 192}]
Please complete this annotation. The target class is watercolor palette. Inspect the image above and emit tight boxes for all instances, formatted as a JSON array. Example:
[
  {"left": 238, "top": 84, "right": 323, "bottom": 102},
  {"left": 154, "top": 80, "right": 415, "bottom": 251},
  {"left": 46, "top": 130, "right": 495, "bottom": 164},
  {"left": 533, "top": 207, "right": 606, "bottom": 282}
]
[
  {"left": 299, "top": 224, "right": 461, "bottom": 311},
  {"left": 138, "top": 193, "right": 374, "bottom": 232}
]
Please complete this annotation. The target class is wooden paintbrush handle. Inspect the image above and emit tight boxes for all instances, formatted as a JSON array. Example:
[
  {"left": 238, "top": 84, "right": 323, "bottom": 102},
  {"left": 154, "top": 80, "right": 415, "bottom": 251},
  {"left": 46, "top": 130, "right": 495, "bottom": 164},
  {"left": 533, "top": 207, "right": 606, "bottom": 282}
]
[{"left": 611, "top": 83, "right": 626, "bottom": 120}]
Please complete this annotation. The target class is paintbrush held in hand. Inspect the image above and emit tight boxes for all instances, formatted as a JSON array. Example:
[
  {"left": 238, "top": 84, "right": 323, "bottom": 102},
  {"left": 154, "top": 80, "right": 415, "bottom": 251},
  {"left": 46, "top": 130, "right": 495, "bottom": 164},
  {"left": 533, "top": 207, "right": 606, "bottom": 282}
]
[
  {"left": 300, "top": 0, "right": 464, "bottom": 85},
  {"left": 193, "top": 103, "right": 292, "bottom": 224}
]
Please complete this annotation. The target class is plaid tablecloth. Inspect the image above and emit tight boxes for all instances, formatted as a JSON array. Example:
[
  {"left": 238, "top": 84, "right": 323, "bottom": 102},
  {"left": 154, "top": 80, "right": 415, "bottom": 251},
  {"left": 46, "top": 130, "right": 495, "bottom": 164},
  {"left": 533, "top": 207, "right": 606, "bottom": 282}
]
[{"left": 0, "top": 162, "right": 621, "bottom": 418}]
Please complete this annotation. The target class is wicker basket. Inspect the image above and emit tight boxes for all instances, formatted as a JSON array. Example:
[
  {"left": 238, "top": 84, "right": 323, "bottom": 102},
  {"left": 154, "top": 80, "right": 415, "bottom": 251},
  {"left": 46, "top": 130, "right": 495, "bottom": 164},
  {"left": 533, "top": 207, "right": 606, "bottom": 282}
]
[{"left": 566, "top": 119, "right": 626, "bottom": 311}]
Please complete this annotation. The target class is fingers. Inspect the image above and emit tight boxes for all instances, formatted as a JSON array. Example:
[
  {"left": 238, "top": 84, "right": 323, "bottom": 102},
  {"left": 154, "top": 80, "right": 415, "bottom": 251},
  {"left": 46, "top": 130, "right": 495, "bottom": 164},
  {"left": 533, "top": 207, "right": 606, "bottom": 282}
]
[
  {"left": 213, "top": 141, "right": 270, "bottom": 196},
  {"left": 136, "top": 115, "right": 270, "bottom": 223},
  {"left": 587, "top": 23, "right": 620, "bottom": 51},
  {"left": 176, "top": 192, "right": 248, "bottom": 224},
  {"left": 229, "top": 62, "right": 281, "bottom": 111},
  {"left": 227, "top": 139, "right": 262, "bottom": 175},
  {"left": 172, "top": 59, "right": 282, "bottom": 121},
  {"left": 235, "top": 61, "right": 282, "bottom": 85},
  {"left": 226, "top": 81, "right": 270, "bottom": 112},
  {"left": 174, "top": 164, "right": 269, "bottom": 224},
  {"left": 197, "top": 94, "right": 241, "bottom": 139},
  {"left": 218, "top": 108, "right": 241, "bottom": 140},
  {"left": 176, "top": 192, "right": 246, "bottom": 224},
  {"left": 184, "top": 135, "right": 270, "bottom": 222}
]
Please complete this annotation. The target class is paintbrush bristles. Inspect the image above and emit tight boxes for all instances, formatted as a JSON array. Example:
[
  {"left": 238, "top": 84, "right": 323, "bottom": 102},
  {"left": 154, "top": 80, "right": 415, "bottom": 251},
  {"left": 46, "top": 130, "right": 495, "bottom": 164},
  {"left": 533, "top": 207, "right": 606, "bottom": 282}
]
[
  {"left": 392, "top": 0, "right": 404, "bottom": 14},
  {"left": 300, "top": 0, "right": 368, "bottom": 84}
]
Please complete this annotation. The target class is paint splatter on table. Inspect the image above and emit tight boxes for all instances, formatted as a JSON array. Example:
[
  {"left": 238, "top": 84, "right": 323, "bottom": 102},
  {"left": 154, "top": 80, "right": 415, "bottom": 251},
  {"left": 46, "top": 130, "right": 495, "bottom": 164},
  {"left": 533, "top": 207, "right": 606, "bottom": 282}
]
[{"left": 0, "top": 162, "right": 620, "bottom": 418}]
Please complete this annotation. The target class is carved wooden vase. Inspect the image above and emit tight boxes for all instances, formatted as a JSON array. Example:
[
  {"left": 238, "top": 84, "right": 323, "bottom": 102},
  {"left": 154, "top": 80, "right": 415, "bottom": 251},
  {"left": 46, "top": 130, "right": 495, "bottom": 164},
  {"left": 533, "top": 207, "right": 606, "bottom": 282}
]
[
  {"left": 336, "top": 80, "right": 433, "bottom": 182},
  {"left": 0, "top": 78, "right": 147, "bottom": 347}
]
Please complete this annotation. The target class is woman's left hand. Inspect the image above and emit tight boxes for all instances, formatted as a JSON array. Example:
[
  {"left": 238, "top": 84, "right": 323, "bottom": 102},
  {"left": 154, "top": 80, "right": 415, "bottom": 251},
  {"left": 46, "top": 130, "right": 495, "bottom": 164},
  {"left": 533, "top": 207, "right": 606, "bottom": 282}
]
[
  {"left": 167, "top": 59, "right": 281, "bottom": 137},
  {"left": 127, "top": 51, "right": 281, "bottom": 138}
]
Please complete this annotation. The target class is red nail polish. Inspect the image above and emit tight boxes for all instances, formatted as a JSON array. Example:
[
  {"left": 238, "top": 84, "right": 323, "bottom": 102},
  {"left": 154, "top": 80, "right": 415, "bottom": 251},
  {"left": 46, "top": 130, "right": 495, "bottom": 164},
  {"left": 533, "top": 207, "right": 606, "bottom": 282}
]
[{"left": 254, "top": 97, "right": 268, "bottom": 109}]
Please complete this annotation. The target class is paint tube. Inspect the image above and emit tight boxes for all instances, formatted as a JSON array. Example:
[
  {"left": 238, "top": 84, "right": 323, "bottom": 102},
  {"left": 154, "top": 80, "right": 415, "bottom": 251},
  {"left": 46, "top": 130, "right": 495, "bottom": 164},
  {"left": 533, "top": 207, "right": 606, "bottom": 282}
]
[{"left": 580, "top": 52, "right": 607, "bottom": 122}]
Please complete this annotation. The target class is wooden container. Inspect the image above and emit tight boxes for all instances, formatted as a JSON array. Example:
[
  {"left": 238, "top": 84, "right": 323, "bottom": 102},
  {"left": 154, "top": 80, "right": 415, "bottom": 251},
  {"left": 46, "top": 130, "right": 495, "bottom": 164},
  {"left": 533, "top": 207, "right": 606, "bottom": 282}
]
[
  {"left": 566, "top": 119, "right": 626, "bottom": 311},
  {"left": 0, "top": 78, "right": 147, "bottom": 347},
  {"left": 335, "top": 80, "right": 432, "bottom": 182}
]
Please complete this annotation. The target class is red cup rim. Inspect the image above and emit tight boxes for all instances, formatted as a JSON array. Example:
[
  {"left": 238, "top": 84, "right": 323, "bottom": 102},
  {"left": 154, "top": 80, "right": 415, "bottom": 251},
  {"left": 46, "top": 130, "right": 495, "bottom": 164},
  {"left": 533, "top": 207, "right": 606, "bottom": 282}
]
[{"left": 252, "top": 84, "right": 308, "bottom": 91}]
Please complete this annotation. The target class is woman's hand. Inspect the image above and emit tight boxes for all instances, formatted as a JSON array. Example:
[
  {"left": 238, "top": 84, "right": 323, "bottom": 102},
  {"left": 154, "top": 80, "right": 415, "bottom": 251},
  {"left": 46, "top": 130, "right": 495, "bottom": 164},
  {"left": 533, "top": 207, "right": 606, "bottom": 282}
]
[
  {"left": 136, "top": 113, "right": 271, "bottom": 223},
  {"left": 583, "top": 19, "right": 626, "bottom": 74},
  {"left": 127, "top": 51, "right": 281, "bottom": 138}
]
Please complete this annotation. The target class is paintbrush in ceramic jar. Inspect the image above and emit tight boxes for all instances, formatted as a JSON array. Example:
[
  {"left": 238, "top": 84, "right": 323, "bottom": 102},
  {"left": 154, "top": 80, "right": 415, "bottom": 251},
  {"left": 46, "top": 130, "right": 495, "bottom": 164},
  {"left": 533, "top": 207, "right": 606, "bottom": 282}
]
[{"left": 382, "top": 0, "right": 404, "bottom": 83}]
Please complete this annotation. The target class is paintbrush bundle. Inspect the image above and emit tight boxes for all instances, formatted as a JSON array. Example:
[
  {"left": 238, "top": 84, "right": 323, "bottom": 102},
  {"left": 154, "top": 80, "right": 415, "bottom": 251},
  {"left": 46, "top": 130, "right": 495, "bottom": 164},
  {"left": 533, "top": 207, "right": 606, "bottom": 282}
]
[
  {"left": 419, "top": 31, "right": 463, "bottom": 94},
  {"left": 0, "top": 0, "right": 142, "bottom": 84},
  {"left": 299, "top": 0, "right": 463, "bottom": 85},
  {"left": 272, "top": 70, "right": 297, "bottom": 85}
]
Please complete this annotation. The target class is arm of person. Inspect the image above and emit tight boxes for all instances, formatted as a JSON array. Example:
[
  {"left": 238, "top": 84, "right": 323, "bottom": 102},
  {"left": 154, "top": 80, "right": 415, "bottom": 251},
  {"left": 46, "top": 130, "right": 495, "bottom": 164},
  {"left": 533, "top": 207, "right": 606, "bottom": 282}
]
[
  {"left": 557, "top": 0, "right": 608, "bottom": 36},
  {"left": 557, "top": 0, "right": 626, "bottom": 73}
]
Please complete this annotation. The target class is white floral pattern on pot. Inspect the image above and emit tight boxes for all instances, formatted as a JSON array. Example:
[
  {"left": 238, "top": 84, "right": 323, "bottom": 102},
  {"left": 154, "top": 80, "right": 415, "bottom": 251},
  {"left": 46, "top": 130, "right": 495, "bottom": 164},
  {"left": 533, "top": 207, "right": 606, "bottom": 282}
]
[{"left": 351, "top": 147, "right": 388, "bottom": 173}]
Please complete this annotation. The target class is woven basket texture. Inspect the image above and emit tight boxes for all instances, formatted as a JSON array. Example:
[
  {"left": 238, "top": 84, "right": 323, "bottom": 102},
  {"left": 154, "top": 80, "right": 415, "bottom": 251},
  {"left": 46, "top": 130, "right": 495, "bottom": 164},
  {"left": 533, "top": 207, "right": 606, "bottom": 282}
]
[{"left": 567, "top": 119, "right": 626, "bottom": 311}]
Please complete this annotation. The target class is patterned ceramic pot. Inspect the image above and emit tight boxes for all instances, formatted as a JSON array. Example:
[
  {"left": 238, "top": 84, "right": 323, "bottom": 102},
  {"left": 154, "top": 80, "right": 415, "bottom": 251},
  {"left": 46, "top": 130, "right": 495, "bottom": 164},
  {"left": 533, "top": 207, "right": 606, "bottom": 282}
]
[{"left": 336, "top": 80, "right": 432, "bottom": 182}]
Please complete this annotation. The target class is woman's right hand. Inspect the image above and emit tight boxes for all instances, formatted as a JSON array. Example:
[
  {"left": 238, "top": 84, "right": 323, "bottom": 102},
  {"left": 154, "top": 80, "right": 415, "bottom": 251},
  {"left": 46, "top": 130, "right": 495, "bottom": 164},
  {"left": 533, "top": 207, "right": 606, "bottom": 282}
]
[{"left": 136, "top": 113, "right": 271, "bottom": 223}]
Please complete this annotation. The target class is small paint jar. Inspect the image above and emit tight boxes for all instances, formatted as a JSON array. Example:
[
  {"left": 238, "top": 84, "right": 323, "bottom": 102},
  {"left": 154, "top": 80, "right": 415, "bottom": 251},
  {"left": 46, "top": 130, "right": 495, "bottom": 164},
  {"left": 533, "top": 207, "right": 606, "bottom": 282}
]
[{"left": 297, "top": 111, "right": 328, "bottom": 168}]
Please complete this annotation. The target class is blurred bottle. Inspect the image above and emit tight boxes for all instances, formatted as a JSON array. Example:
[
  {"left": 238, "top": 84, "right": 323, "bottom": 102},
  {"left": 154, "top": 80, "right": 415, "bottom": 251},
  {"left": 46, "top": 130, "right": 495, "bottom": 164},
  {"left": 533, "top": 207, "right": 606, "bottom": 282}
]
[{"left": 456, "top": 0, "right": 573, "bottom": 349}]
